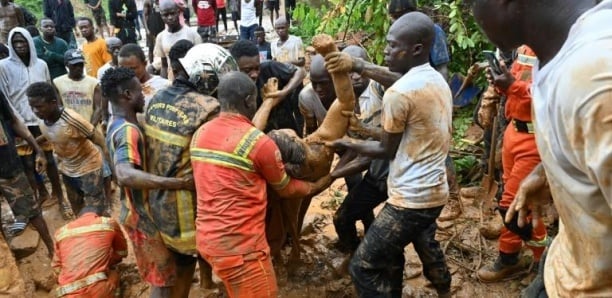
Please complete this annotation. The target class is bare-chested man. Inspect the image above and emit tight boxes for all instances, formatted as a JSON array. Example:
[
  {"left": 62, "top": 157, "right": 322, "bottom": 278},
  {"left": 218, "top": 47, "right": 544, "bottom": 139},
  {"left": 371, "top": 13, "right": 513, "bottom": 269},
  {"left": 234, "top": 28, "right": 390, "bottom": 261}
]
[{"left": 0, "top": 0, "right": 24, "bottom": 44}]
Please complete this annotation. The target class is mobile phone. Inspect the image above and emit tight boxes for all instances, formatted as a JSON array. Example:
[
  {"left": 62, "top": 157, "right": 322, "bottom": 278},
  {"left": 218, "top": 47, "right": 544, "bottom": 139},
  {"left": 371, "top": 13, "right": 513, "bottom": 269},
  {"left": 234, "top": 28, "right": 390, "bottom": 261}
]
[{"left": 483, "top": 50, "right": 503, "bottom": 75}]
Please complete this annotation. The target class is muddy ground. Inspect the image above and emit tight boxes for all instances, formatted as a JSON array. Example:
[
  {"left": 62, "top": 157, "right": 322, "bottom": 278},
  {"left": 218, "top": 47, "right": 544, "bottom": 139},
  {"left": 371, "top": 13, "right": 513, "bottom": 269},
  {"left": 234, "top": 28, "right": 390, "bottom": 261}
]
[{"left": 3, "top": 173, "right": 546, "bottom": 298}]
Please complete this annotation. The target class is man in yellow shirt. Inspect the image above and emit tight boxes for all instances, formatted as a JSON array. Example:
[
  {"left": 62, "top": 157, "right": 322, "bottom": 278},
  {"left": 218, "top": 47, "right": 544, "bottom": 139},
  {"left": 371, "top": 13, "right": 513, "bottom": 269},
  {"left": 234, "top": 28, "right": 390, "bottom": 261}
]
[{"left": 77, "top": 17, "right": 111, "bottom": 78}]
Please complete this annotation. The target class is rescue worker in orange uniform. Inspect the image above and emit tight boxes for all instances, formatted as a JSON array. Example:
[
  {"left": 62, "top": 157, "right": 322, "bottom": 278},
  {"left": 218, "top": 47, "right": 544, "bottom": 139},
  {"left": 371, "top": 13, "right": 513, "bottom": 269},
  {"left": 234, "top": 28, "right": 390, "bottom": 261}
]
[
  {"left": 477, "top": 45, "right": 549, "bottom": 282},
  {"left": 52, "top": 205, "right": 128, "bottom": 297}
]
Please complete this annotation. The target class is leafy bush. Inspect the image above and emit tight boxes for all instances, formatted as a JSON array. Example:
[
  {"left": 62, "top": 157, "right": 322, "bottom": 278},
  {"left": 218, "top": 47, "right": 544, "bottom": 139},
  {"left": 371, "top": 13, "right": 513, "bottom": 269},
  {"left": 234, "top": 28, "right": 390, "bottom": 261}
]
[
  {"left": 293, "top": 0, "right": 492, "bottom": 74},
  {"left": 15, "top": 0, "right": 110, "bottom": 24}
]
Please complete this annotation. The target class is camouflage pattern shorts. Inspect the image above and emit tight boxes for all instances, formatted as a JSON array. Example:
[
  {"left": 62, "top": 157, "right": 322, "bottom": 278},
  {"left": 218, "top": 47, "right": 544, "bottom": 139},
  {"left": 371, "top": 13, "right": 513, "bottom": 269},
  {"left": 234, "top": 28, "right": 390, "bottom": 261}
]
[
  {"left": 62, "top": 168, "right": 107, "bottom": 215},
  {"left": 0, "top": 171, "right": 41, "bottom": 220}
]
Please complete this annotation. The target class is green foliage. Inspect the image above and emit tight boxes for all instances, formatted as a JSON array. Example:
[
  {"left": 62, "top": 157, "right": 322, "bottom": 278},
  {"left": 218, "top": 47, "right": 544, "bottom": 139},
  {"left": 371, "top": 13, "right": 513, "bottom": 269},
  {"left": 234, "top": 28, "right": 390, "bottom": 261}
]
[
  {"left": 292, "top": 0, "right": 389, "bottom": 64},
  {"left": 451, "top": 103, "right": 475, "bottom": 145},
  {"left": 15, "top": 0, "right": 110, "bottom": 25},
  {"left": 428, "top": 0, "right": 492, "bottom": 75},
  {"left": 15, "top": 0, "right": 43, "bottom": 21},
  {"left": 293, "top": 0, "right": 492, "bottom": 72}
]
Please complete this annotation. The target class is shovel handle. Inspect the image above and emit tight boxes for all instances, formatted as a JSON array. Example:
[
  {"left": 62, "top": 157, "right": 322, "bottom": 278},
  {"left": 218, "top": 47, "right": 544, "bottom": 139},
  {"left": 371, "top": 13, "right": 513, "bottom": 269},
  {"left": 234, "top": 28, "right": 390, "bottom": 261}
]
[{"left": 487, "top": 116, "right": 498, "bottom": 178}]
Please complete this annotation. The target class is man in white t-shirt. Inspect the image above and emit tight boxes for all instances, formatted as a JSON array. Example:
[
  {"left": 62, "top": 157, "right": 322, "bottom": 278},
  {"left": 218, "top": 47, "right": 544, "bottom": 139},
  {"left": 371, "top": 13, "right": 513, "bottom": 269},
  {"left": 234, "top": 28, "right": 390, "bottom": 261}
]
[
  {"left": 154, "top": 0, "right": 202, "bottom": 80},
  {"left": 330, "top": 13, "right": 452, "bottom": 297},
  {"left": 96, "top": 37, "right": 123, "bottom": 81},
  {"left": 271, "top": 17, "right": 304, "bottom": 67},
  {"left": 472, "top": 0, "right": 612, "bottom": 297},
  {"left": 238, "top": 0, "right": 257, "bottom": 40},
  {"left": 118, "top": 43, "right": 169, "bottom": 123}
]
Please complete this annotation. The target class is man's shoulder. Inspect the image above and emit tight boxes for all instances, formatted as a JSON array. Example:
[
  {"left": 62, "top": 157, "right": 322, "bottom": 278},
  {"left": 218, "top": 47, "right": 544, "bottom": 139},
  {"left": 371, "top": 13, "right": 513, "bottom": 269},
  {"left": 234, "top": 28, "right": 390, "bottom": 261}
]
[
  {"left": 260, "top": 60, "right": 295, "bottom": 76},
  {"left": 393, "top": 65, "right": 444, "bottom": 89},
  {"left": 298, "top": 83, "right": 317, "bottom": 102},
  {"left": 433, "top": 23, "right": 446, "bottom": 35},
  {"left": 84, "top": 75, "right": 99, "bottom": 84},
  {"left": 145, "top": 75, "right": 170, "bottom": 87},
  {"left": 108, "top": 118, "right": 142, "bottom": 139},
  {"left": 289, "top": 35, "right": 303, "bottom": 43},
  {"left": 34, "top": 58, "right": 50, "bottom": 72},
  {"left": 53, "top": 74, "right": 70, "bottom": 85},
  {"left": 61, "top": 107, "right": 91, "bottom": 125}
]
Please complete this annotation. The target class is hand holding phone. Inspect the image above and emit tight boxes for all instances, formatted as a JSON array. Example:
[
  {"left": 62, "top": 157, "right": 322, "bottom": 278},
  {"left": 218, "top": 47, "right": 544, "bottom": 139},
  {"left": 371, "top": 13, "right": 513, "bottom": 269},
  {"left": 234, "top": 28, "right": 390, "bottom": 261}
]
[{"left": 483, "top": 50, "right": 503, "bottom": 75}]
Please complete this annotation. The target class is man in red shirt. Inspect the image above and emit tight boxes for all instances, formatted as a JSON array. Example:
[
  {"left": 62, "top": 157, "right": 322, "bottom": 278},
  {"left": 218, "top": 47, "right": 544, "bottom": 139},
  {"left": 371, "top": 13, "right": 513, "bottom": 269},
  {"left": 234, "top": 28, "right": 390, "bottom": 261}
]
[
  {"left": 52, "top": 205, "right": 128, "bottom": 297},
  {"left": 192, "top": 0, "right": 216, "bottom": 42},
  {"left": 191, "top": 71, "right": 332, "bottom": 297}
]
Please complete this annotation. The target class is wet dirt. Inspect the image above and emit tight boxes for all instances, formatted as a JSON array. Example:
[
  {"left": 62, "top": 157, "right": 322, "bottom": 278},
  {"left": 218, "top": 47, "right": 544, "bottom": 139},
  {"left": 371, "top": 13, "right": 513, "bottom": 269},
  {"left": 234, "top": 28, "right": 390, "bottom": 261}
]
[{"left": 9, "top": 178, "right": 533, "bottom": 298}]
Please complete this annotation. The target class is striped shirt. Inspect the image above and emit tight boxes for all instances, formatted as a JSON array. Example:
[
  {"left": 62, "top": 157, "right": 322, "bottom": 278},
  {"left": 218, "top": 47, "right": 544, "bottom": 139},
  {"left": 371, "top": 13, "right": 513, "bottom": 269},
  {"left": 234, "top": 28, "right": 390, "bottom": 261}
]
[
  {"left": 40, "top": 108, "right": 102, "bottom": 177},
  {"left": 106, "top": 117, "right": 158, "bottom": 235}
]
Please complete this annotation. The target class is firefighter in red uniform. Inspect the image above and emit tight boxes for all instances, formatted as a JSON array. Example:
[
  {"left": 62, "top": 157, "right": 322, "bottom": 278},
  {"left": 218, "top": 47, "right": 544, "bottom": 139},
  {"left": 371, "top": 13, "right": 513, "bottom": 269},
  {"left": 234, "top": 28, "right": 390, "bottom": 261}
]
[{"left": 477, "top": 46, "right": 549, "bottom": 282}]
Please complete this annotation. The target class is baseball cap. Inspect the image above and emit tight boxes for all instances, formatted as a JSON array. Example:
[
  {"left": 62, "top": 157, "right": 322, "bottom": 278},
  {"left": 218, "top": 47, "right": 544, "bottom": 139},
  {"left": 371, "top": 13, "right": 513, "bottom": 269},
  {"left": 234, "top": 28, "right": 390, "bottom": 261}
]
[{"left": 64, "top": 49, "right": 85, "bottom": 65}]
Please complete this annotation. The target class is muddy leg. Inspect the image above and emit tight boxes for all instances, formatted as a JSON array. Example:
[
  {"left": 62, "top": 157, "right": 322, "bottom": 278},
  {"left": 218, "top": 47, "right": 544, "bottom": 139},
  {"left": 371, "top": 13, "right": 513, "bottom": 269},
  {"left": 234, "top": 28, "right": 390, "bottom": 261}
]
[
  {"left": 171, "top": 253, "right": 197, "bottom": 298},
  {"left": 30, "top": 215, "right": 54, "bottom": 257}
]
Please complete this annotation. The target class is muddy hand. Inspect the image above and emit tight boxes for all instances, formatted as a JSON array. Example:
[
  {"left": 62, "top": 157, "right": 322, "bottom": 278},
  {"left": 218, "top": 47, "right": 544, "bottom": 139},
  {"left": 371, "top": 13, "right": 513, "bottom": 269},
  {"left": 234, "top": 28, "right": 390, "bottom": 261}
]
[
  {"left": 341, "top": 110, "right": 366, "bottom": 135},
  {"left": 506, "top": 164, "right": 549, "bottom": 228},
  {"left": 324, "top": 52, "right": 354, "bottom": 74},
  {"left": 261, "top": 78, "right": 283, "bottom": 106},
  {"left": 179, "top": 176, "right": 196, "bottom": 191}
]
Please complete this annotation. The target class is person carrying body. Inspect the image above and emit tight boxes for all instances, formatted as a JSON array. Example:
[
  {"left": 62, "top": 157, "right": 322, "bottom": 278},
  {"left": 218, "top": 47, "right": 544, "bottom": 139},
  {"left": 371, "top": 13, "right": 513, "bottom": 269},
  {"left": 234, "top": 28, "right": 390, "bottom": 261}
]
[{"left": 329, "top": 13, "right": 453, "bottom": 297}]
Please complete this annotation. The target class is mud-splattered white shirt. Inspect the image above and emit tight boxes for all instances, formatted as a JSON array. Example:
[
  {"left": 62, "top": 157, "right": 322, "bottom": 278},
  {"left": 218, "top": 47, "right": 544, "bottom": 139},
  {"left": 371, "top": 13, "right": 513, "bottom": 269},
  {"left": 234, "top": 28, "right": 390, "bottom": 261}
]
[
  {"left": 531, "top": 1, "right": 612, "bottom": 296},
  {"left": 382, "top": 63, "right": 452, "bottom": 209}
]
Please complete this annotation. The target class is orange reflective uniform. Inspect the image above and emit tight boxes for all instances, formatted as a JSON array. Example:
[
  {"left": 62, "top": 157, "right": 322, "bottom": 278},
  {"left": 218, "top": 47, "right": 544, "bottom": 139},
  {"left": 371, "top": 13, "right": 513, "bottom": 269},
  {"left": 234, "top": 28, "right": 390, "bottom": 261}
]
[
  {"left": 499, "top": 46, "right": 547, "bottom": 260},
  {"left": 191, "top": 113, "right": 312, "bottom": 297},
  {"left": 52, "top": 212, "right": 127, "bottom": 297}
]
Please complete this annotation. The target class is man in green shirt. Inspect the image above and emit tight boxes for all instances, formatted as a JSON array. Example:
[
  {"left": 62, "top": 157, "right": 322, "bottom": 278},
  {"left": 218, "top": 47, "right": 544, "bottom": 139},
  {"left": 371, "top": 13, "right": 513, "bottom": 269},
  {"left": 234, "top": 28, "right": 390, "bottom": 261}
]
[{"left": 33, "top": 18, "right": 68, "bottom": 79}]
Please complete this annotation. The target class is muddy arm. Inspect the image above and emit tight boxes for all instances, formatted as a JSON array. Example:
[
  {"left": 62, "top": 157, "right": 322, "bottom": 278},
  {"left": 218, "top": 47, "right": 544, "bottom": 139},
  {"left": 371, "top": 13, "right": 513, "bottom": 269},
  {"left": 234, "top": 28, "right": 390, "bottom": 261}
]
[{"left": 308, "top": 34, "right": 356, "bottom": 143}]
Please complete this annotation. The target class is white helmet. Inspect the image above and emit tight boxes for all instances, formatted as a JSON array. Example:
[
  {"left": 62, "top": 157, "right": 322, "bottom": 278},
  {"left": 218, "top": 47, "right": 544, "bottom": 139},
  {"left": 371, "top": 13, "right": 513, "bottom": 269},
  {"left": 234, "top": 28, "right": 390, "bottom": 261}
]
[{"left": 179, "top": 43, "right": 238, "bottom": 96}]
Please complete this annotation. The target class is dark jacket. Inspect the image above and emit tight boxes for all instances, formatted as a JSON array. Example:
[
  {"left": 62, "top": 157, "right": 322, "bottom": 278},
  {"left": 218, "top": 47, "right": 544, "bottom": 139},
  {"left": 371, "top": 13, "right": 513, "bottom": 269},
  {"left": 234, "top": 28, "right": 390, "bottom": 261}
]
[
  {"left": 109, "top": 0, "right": 137, "bottom": 28},
  {"left": 43, "top": 0, "right": 76, "bottom": 33}
]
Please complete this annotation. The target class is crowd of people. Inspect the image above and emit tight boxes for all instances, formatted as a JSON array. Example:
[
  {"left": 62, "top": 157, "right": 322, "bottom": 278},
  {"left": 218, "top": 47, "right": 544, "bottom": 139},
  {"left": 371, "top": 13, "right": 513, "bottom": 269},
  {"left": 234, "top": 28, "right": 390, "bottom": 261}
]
[{"left": 0, "top": 0, "right": 610, "bottom": 297}]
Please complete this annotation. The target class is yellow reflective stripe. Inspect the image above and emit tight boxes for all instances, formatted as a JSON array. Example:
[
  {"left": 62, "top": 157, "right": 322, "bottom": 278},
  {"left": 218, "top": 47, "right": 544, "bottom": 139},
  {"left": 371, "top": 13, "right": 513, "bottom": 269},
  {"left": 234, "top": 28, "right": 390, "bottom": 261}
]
[
  {"left": 55, "top": 220, "right": 115, "bottom": 242},
  {"left": 56, "top": 271, "right": 107, "bottom": 297},
  {"left": 116, "top": 250, "right": 128, "bottom": 257},
  {"left": 233, "top": 127, "right": 264, "bottom": 157},
  {"left": 516, "top": 53, "right": 537, "bottom": 66},
  {"left": 526, "top": 236, "right": 550, "bottom": 248},
  {"left": 144, "top": 124, "right": 190, "bottom": 147},
  {"left": 176, "top": 189, "right": 195, "bottom": 249},
  {"left": 191, "top": 148, "right": 255, "bottom": 172},
  {"left": 160, "top": 230, "right": 196, "bottom": 254},
  {"left": 270, "top": 173, "right": 290, "bottom": 190}
]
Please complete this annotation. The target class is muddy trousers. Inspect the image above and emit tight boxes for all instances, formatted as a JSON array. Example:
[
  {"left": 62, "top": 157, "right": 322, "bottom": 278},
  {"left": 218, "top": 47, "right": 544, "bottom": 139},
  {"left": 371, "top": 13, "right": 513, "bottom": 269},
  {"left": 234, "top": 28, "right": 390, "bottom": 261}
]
[
  {"left": 204, "top": 250, "right": 278, "bottom": 298},
  {"left": 349, "top": 204, "right": 451, "bottom": 297},
  {"left": 334, "top": 176, "right": 387, "bottom": 252},
  {"left": 499, "top": 125, "right": 547, "bottom": 261}
]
